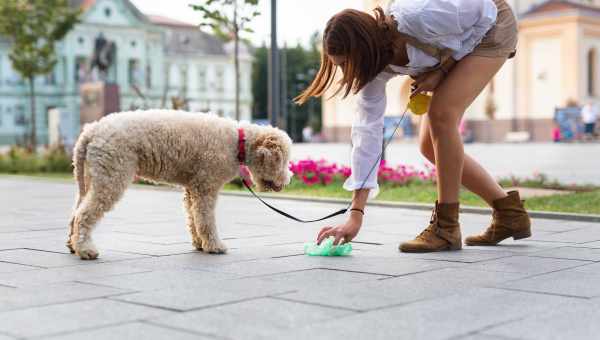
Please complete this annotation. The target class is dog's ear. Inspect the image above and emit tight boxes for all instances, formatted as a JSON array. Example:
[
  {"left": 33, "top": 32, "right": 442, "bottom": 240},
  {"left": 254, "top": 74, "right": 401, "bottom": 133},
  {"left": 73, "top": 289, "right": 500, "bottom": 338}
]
[{"left": 256, "top": 135, "right": 282, "bottom": 166}]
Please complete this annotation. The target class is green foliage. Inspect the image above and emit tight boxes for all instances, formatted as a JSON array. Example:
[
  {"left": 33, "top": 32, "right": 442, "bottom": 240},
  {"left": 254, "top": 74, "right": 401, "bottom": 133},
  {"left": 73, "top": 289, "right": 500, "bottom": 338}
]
[
  {"left": 252, "top": 32, "right": 323, "bottom": 141},
  {"left": 0, "top": 146, "right": 72, "bottom": 174},
  {"left": 191, "top": 0, "right": 259, "bottom": 39},
  {"left": 0, "top": 0, "right": 80, "bottom": 80},
  {"left": 0, "top": 0, "right": 80, "bottom": 149}
]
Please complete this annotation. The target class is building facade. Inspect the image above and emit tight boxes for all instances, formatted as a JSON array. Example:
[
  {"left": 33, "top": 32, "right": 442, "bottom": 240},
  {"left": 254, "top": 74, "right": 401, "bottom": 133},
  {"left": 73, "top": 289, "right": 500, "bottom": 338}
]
[
  {"left": 0, "top": 0, "right": 252, "bottom": 145},
  {"left": 322, "top": 0, "right": 600, "bottom": 142}
]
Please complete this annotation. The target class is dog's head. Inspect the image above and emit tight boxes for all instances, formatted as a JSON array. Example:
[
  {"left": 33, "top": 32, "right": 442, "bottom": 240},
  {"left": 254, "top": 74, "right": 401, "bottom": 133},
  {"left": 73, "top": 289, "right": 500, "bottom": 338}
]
[{"left": 248, "top": 126, "right": 292, "bottom": 192}]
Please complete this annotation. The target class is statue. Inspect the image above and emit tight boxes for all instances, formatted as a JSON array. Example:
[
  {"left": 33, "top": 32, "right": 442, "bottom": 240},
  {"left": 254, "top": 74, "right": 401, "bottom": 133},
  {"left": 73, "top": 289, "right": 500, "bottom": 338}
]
[
  {"left": 79, "top": 33, "right": 120, "bottom": 129},
  {"left": 90, "top": 33, "right": 116, "bottom": 82}
]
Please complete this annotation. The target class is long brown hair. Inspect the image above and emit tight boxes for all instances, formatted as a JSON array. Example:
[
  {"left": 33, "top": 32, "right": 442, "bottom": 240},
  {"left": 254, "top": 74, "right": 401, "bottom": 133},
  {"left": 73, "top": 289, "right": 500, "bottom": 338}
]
[{"left": 294, "top": 7, "right": 395, "bottom": 105}]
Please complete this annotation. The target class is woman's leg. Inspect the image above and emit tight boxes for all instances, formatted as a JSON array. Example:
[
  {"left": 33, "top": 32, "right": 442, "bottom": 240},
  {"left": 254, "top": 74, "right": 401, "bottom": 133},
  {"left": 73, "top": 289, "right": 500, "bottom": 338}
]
[
  {"left": 419, "top": 116, "right": 506, "bottom": 206},
  {"left": 428, "top": 56, "right": 507, "bottom": 203}
]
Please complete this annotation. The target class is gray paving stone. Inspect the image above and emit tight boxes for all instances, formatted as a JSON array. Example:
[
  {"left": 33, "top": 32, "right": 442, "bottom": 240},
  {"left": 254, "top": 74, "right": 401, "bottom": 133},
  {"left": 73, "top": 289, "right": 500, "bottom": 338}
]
[
  {"left": 565, "top": 261, "right": 600, "bottom": 275},
  {"left": 396, "top": 248, "right": 516, "bottom": 263},
  {"left": 530, "top": 246, "right": 600, "bottom": 261},
  {"left": 531, "top": 227, "right": 600, "bottom": 243},
  {"left": 1, "top": 177, "right": 599, "bottom": 339},
  {"left": 111, "top": 277, "right": 298, "bottom": 311},
  {"left": 0, "top": 299, "right": 172, "bottom": 338},
  {"left": 44, "top": 322, "right": 210, "bottom": 340},
  {"left": 466, "top": 240, "right": 575, "bottom": 254},
  {"left": 467, "top": 255, "right": 590, "bottom": 275},
  {"left": 280, "top": 268, "right": 526, "bottom": 311},
  {"left": 150, "top": 297, "right": 355, "bottom": 340},
  {"left": 0, "top": 281, "right": 130, "bottom": 312},
  {"left": 0, "top": 263, "right": 150, "bottom": 288},
  {"left": 578, "top": 240, "right": 600, "bottom": 248},
  {"left": 0, "top": 334, "right": 16, "bottom": 340},
  {"left": 275, "top": 288, "right": 571, "bottom": 340},
  {"left": 78, "top": 269, "right": 238, "bottom": 292},
  {"left": 495, "top": 266, "right": 600, "bottom": 298},
  {"left": 0, "top": 249, "right": 147, "bottom": 268},
  {"left": 457, "top": 334, "right": 520, "bottom": 340},
  {"left": 484, "top": 299, "right": 600, "bottom": 340},
  {"left": 0, "top": 261, "right": 37, "bottom": 273}
]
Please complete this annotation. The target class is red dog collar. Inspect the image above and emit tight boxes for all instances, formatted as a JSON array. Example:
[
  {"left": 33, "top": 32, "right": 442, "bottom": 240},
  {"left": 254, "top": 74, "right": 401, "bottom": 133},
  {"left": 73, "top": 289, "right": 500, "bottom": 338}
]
[{"left": 237, "top": 128, "right": 246, "bottom": 164}]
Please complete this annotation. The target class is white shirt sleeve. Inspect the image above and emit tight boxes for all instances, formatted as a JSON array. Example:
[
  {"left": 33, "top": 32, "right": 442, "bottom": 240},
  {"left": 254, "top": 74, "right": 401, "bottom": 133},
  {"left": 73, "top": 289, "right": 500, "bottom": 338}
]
[
  {"left": 390, "top": 0, "right": 498, "bottom": 61},
  {"left": 343, "top": 72, "right": 395, "bottom": 198}
]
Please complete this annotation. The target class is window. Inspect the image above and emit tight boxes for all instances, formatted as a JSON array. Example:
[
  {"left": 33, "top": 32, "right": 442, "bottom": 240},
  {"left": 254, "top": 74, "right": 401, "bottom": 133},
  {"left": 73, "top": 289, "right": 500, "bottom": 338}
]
[
  {"left": 14, "top": 105, "right": 26, "bottom": 127},
  {"left": 146, "top": 65, "right": 152, "bottom": 89},
  {"left": 75, "top": 56, "right": 88, "bottom": 83},
  {"left": 588, "top": 48, "right": 597, "bottom": 97},
  {"left": 78, "top": 37, "right": 84, "bottom": 45},
  {"left": 104, "top": 7, "right": 112, "bottom": 17},
  {"left": 128, "top": 59, "right": 141, "bottom": 86},
  {"left": 198, "top": 66, "right": 207, "bottom": 91},
  {"left": 215, "top": 66, "right": 224, "bottom": 92},
  {"left": 0, "top": 106, "right": 3, "bottom": 127},
  {"left": 45, "top": 65, "right": 57, "bottom": 85}
]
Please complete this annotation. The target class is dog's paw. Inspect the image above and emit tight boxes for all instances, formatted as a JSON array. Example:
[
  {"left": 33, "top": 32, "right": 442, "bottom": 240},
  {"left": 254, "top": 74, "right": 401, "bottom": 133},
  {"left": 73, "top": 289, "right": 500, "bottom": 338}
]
[
  {"left": 203, "top": 240, "right": 228, "bottom": 254},
  {"left": 66, "top": 240, "right": 76, "bottom": 254},
  {"left": 76, "top": 241, "right": 99, "bottom": 260},
  {"left": 192, "top": 239, "right": 203, "bottom": 251}
]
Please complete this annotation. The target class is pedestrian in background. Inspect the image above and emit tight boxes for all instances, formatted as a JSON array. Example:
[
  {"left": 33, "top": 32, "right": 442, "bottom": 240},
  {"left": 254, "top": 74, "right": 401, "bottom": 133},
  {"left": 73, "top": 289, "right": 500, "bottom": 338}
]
[{"left": 582, "top": 101, "right": 598, "bottom": 141}]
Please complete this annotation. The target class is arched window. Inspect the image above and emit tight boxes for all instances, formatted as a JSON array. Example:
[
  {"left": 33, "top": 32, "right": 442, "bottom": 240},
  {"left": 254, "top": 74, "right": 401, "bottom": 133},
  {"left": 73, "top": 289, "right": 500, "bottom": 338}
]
[{"left": 587, "top": 48, "right": 597, "bottom": 97}]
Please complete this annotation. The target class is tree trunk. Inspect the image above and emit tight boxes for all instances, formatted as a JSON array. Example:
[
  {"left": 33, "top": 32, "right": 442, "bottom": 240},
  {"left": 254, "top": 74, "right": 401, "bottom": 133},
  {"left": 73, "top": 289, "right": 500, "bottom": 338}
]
[
  {"left": 28, "top": 76, "right": 37, "bottom": 152},
  {"left": 234, "top": 1, "right": 241, "bottom": 121}
]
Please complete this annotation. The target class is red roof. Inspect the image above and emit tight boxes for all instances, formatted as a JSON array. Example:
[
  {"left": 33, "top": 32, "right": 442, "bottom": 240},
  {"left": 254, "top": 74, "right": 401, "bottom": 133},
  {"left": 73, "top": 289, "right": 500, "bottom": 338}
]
[{"left": 147, "top": 15, "right": 196, "bottom": 28}]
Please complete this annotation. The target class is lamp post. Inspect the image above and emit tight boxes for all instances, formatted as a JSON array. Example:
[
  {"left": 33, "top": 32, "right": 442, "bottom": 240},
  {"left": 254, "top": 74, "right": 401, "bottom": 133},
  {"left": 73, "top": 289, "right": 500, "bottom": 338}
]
[{"left": 268, "top": 0, "right": 280, "bottom": 127}]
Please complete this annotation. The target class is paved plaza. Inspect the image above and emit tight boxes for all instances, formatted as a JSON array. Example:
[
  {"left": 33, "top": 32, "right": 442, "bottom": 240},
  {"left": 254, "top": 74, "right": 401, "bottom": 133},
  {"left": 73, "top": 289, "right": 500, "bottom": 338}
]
[
  {"left": 1, "top": 176, "right": 600, "bottom": 339},
  {"left": 293, "top": 142, "right": 600, "bottom": 185}
]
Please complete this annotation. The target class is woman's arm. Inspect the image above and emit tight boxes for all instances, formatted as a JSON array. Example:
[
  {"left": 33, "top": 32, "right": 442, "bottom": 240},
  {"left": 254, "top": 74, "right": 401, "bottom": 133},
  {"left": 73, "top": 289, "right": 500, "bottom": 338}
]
[
  {"left": 317, "top": 188, "right": 369, "bottom": 245},
  {"left": 316, "top": 72, "right": 395, "bottom": 245}
]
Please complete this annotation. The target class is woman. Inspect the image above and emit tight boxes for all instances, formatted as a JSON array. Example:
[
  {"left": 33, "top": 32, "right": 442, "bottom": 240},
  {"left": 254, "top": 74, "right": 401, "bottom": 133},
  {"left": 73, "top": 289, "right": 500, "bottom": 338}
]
[{"left": 295, "top": 0, "right": 531, "bottom": 252}]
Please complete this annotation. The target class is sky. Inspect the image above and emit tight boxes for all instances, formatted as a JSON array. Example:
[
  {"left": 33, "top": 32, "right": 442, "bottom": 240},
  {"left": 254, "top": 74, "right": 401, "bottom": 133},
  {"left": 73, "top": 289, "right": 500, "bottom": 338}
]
[{"left": 130, "top": 0, "right": 364, "bottom": 47}]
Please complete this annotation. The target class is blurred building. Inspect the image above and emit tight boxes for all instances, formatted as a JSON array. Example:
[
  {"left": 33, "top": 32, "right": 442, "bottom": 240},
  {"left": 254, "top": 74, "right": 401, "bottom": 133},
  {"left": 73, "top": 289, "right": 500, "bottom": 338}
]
[
  {"left": 0, "top": 0, "right": 252, "bottom": 145},
  {"left": 322, "top": 0, "right": 600, "bottom": 142}
]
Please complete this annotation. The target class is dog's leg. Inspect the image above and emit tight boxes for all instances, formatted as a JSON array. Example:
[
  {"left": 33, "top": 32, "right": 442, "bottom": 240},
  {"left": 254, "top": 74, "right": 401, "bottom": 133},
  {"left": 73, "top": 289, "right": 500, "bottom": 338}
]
[
  {"left": 188, "top": 188, "right": 227, "bottom": 254},
  {"left": 72, "top": 167, "right": 132, "bottom": 260},
  {"left": 184, "top": 188, "right": 203, "bottom": 251},
  {"left": 67, "top": 172, "right": 90, "bottom": 253}
]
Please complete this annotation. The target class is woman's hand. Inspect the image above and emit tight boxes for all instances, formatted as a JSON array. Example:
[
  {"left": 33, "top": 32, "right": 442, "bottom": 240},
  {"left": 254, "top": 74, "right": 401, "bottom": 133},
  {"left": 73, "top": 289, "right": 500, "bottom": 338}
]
[
  {"left": 316, "top": 211, "right": 363, "bottom": 245},
  {"left": 411, "top": 69, "right": 445, "bottom": 97}
]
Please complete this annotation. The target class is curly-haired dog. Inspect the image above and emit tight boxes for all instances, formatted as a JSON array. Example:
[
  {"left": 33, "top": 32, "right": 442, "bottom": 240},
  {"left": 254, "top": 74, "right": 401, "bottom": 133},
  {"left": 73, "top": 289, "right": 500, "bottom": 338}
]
[{"left": 67, "top": 110, "right": 292, "bottom": 260}]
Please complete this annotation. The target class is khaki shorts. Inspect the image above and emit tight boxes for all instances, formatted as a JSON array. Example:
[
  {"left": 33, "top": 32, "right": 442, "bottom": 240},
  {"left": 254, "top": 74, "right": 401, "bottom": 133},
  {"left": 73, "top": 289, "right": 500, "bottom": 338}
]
[{"left": 472, "top": 0, "right": 518, "bottom": 59}]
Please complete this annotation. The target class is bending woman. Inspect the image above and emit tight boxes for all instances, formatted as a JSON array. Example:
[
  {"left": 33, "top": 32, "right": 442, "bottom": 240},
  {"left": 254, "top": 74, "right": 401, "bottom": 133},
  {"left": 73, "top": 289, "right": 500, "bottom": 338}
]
[{"left": 295, "top": 0, "right": 531, "bottom": 253}]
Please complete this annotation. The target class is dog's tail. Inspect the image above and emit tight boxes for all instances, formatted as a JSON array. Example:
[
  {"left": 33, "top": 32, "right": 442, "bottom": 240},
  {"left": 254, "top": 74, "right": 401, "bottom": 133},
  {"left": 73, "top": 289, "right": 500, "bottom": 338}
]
[{"left": 72, "top": 122, "right": 97, "bottom": 199}]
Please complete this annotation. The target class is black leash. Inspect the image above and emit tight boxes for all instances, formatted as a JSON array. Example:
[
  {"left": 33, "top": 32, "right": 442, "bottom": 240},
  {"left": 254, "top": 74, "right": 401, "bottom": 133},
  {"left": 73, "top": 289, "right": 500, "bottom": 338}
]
[{"left": 242, "top": 107, "right": 410, "bottom": 223}]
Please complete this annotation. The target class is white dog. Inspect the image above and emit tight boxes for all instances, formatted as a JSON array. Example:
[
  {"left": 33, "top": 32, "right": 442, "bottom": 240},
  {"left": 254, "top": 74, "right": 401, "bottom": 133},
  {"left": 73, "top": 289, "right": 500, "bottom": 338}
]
[{"left": 67, "top": 110, "right": 292, "bottom": 260}]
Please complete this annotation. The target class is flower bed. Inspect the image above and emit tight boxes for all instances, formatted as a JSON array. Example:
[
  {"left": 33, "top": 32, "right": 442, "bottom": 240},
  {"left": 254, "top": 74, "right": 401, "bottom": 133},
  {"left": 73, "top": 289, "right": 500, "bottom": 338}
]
[{"left": 288, "top": 158, "right": 436, "bottom": 187}]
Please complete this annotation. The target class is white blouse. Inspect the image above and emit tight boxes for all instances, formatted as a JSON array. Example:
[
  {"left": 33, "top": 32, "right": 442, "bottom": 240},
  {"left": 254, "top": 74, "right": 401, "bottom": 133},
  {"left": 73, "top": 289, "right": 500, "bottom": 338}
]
[{"left": 343, "top": 0, "right": 498, "bottom": 197}]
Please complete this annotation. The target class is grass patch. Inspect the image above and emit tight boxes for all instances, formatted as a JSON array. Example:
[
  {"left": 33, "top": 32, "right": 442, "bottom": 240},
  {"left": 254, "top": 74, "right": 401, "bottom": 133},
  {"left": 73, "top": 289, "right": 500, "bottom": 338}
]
[{"left": 225, "top": 179, "right": 600, "bottom": 215}]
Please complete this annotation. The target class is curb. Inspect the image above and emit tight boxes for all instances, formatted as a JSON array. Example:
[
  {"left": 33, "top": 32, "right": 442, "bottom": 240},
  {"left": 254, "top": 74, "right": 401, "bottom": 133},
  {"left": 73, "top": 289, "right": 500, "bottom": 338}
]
[
  {"left": 220, "top": 190, "right": 600, "bottom": 223},
  {"left": 2, "top": 174, "right": 598, "bottom": 223}
]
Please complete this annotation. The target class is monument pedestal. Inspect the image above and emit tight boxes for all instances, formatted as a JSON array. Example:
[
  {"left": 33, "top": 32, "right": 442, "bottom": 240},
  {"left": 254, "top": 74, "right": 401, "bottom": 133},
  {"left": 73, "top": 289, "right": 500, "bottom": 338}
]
[{"left": 79, "top": 82, "right": 120, "bottom": 128}]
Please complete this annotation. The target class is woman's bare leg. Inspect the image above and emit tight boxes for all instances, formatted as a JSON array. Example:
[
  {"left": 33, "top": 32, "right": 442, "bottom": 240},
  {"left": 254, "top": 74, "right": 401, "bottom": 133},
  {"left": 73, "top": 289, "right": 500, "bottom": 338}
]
[
  {"left": 419, "top": 116, "right": 506, "bottom": 206},
  {"left": 428, "top": 56, "right": 508, "bottom": 204}
]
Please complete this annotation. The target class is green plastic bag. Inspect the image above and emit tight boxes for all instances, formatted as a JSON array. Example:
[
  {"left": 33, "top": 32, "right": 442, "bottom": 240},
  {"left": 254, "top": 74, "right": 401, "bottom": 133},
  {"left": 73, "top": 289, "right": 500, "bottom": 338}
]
[{"left": 304, "top": 237, "right": 352, "bottom": 256}]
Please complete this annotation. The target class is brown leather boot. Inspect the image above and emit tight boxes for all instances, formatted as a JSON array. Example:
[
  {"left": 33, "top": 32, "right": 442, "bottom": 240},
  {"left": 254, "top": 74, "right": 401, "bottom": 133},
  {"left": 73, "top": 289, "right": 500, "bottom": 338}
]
[
  {"left": 399, "top": 201, "right": 462, "bottom": 253},
  {"left": 465, "top": 191, "right": 531, "bottom": 246}
]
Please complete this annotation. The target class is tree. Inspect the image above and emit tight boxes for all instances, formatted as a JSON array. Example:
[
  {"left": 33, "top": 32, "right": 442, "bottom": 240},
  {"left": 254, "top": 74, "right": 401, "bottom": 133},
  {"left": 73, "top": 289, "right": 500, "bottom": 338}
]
[
  {"left": 191, "top": 0, "right": 259, "bottom": 121},
  {"left": 0, "top": 0, "right": 80, "bottom": 150},
  {"left": 252, "top": 33, "right": 322, "bottom": 141}
]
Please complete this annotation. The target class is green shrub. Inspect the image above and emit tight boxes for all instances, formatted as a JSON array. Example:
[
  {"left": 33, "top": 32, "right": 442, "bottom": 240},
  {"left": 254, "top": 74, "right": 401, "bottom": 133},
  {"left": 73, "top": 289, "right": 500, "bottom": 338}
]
[
  {"left": 0, "top": 145, "right": 72, "bottom": 174},
  {"left": 40, "top": 145, "right": 72, "bottom": 173}
]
